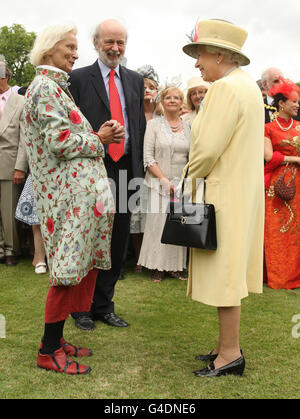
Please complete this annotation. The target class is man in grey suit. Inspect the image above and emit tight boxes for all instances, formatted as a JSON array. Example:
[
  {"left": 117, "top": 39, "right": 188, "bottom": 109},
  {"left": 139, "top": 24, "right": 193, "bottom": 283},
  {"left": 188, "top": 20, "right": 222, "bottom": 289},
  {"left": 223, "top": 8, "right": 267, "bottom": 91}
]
[{"left": 0, "top": 62, "right": 28, "bottom": 266}]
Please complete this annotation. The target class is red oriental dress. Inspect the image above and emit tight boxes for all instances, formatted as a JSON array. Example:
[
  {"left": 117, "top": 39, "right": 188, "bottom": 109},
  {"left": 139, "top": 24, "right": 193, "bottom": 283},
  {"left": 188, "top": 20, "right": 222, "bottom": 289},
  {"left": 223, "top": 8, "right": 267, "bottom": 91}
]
[{"left": 264, "top": 117, "right": 300, "bottom": 289}]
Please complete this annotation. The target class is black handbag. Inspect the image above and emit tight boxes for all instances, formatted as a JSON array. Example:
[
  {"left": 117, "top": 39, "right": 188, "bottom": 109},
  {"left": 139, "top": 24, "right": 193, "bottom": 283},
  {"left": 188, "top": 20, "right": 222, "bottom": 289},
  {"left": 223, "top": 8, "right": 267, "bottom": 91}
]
[{"left": 161, "top": 175, "right": 217, "bottom": 250}]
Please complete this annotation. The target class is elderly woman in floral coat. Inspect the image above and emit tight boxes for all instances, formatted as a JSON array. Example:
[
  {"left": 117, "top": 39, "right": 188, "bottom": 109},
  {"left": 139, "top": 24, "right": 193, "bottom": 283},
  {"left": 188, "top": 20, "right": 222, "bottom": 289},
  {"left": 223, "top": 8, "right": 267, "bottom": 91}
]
[{"left": 24, "top": 25, "right": 124, "bottom": 375}]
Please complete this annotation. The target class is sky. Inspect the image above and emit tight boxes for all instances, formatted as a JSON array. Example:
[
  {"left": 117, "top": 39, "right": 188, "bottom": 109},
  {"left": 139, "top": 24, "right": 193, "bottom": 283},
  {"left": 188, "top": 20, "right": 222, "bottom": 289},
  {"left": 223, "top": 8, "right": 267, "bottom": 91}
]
[{"left": 1, "top": 0, "right": 300, "bottom": 88}]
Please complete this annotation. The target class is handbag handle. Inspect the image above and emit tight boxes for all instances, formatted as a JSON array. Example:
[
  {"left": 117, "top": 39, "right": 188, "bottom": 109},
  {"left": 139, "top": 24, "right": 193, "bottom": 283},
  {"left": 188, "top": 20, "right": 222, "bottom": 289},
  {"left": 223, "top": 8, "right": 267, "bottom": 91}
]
[{"left": 180, "top": 167, "right": 206, "bottom": 204}]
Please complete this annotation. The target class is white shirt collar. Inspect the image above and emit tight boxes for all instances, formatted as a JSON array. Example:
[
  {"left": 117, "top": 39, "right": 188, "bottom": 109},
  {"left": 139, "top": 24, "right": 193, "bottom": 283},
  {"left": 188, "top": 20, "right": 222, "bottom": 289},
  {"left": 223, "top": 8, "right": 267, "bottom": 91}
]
[{"left": 97, "top": 59, "right": 120, "bottom": 78}]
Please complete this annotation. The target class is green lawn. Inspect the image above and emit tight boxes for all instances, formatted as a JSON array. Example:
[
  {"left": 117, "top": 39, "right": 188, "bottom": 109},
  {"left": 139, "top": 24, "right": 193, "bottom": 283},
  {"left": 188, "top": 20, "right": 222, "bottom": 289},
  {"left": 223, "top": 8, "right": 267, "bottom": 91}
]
[{"left": 0, "top": 258, "right": 299, "bottom": 399}]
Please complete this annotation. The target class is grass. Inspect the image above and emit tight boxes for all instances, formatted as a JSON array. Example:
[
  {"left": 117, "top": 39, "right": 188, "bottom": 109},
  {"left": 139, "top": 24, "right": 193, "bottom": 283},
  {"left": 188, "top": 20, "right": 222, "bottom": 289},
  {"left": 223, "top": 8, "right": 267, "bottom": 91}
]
[{"left": 0, "top": 257, "right": 299, "bottom": 399}]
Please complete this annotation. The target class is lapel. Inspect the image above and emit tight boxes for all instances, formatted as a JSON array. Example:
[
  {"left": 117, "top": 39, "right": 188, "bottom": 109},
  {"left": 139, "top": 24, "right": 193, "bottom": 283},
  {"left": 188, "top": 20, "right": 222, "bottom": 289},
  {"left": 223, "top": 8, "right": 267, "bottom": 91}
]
[
  {"left": 89, "top": 61, "right": 110, "bottom": 112},
  {"left": 0, "top": 92, "right": 19, "bottom": 137},
  {"left": 119, "top": 65, "right": 132, "bottom": 117},
  {"left": 264, "top": 98, "right": 270, "bottom": 123}
]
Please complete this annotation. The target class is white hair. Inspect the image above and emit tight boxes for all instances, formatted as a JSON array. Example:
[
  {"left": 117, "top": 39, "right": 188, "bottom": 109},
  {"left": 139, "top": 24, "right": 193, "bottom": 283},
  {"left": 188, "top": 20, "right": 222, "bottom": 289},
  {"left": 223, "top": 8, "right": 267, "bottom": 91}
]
[
  {"left": 30, "top": 25, "right": 77, "bottom": 67},
  {"left": 204, "top": 45, "right": 243, "bottom": 66}
]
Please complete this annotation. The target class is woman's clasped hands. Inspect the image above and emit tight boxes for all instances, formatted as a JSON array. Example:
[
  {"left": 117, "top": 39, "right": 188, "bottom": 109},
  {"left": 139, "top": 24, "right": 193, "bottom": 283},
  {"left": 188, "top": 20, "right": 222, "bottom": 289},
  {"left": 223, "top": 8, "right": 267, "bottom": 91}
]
[{"left": 98, "top": 120, "right": 125, "bottom": 144}]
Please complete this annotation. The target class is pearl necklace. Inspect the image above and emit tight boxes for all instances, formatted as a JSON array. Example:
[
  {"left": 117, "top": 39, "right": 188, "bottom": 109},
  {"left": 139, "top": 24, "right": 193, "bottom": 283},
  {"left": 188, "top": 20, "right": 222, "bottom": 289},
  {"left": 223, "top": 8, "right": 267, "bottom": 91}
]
[
  {"left": 169, "top": 119, "right": 182, "bottom": 132},
  {"left": 276, "top": 118, "right": 294, "bottom": 131}
]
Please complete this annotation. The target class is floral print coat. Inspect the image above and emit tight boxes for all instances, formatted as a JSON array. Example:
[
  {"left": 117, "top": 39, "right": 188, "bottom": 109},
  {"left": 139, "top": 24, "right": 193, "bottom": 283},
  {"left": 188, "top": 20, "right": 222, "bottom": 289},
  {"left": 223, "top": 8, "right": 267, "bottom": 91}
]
[{"left": 24, "top": 67, "right": 114, "bottom": 286}]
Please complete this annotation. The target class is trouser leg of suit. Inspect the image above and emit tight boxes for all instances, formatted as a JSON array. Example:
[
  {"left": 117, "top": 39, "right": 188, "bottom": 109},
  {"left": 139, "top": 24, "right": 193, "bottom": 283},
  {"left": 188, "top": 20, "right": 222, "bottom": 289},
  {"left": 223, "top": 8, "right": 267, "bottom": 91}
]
[
  {"left": 91, "top": 155, "right": 132, "bottom": 316},
  {"left": 92, "top": 211, "right": 131, "bottom": 315},
  {"left": 0, "top": 180, "right": 21, "bottom": 256}
]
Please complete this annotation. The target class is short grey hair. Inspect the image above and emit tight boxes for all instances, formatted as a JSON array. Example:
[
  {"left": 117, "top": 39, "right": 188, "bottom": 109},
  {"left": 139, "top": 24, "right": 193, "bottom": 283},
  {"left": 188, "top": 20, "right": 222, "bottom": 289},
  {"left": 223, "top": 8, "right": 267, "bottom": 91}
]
[
  {"left": 205, "top": 45, "right": 243, "bottom": 66},
  {"left": 93, "top": 19, "right": 128, "bottom": 50},
  {"left": 30, "top": 24, "right": 77, "bottom": 67},
  {"left": 261, "top": 69, "right": 270, "bottom": 86}
]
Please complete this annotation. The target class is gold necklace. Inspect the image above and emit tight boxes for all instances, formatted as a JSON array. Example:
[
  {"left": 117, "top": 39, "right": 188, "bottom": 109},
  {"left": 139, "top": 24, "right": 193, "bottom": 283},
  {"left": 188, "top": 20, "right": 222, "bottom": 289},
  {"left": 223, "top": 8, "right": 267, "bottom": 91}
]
[{"left": 276, "top": 118, "right": 293, "bottom": 131}]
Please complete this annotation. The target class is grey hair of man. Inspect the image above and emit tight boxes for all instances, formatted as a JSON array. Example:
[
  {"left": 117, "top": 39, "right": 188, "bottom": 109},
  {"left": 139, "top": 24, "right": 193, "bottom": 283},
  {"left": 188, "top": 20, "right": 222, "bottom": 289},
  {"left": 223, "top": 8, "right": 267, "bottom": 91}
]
[
  {"left": 261, "top": 67, "right": 283, "bottom": 90},
  {"left": 93, "top": 19, "right": 128, "bottom": 52},
  {"left": 0, "top": 61, "right": 12, "bottom": 81}
]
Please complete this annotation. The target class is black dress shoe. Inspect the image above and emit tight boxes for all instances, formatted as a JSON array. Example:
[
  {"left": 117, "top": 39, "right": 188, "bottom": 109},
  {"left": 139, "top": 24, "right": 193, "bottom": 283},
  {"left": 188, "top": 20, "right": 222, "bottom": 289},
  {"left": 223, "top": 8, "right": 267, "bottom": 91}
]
[
  {"left": 97, "top": 313, "right": 129, "bottom": 327},
  {"left": 195, "top": 350, "right": 218, "bottom": 362},
  {"left": 74, "top": 315, "right": 95, "bottom": 331},
  {"left": 195, "top": 348, "right": 243, "bottom": 362},
  {"left": 5, "top": 256, "right": 18, "bottom": 266},
  {"left": 193, "top": 355, "right": 245, "bottom": 377}
]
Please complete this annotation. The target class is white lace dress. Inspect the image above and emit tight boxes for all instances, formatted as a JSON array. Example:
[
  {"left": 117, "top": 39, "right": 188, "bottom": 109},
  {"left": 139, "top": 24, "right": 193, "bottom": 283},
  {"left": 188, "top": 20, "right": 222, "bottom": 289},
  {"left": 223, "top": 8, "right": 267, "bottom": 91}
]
[{"left": 138, "top": 117, "right": 190, "bottom": 271}]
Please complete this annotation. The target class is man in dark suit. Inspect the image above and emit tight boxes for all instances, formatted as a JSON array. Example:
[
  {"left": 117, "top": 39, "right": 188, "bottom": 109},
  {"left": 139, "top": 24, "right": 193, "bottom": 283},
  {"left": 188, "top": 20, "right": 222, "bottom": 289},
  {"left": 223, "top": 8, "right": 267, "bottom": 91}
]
[
  {"left": 261, "top": 67, "right": 300, "bottom": 122},
  {"left": 69, "top": 19, "right": 146, "bottom": 330}
]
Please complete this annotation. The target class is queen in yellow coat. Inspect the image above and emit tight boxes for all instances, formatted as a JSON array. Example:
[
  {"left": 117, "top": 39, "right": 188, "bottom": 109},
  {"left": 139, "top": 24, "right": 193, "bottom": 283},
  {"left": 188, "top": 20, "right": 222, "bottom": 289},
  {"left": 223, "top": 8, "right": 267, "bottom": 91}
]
[{"left": 182, "top": 19, "right": 265, "bottom": 377}]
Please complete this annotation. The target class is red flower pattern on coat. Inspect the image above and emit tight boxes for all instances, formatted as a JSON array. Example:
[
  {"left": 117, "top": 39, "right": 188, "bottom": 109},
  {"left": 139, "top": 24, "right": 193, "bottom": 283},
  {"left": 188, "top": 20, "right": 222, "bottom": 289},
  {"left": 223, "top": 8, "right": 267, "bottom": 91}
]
[
  {"left": 94, "top": 202, "right": 105, "bottom": 218},
  {"left": 59, "top": 129, "right": 71, "bottom": 142},
  {"left": 46, "top": 218, "right": 54, "bottom": 234},
  {"left": 69, "top": 110, "right": 82, "bottom": 124}
]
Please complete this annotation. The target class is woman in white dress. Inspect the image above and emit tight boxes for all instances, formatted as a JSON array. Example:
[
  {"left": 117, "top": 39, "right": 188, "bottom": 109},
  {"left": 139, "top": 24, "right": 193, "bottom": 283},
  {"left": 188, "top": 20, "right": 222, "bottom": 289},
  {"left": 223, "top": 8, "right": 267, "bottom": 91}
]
[{"left": 138, "top": 86, "right": 190, "bottom": 282}]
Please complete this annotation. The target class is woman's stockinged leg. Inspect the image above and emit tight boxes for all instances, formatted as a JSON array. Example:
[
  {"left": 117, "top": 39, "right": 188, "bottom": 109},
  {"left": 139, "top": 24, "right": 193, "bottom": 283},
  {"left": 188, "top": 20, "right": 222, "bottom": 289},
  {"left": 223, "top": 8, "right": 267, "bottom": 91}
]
[{"left": 214, "top": 306, "right": 242, "bottom": 369}]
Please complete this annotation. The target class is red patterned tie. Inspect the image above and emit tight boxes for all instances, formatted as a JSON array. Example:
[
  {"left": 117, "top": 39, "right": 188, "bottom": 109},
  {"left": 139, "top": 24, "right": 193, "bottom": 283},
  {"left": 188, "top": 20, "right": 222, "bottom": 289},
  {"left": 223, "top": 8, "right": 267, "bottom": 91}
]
[{"left": 108, "top": 69, "right": 125, "bottom": 162}]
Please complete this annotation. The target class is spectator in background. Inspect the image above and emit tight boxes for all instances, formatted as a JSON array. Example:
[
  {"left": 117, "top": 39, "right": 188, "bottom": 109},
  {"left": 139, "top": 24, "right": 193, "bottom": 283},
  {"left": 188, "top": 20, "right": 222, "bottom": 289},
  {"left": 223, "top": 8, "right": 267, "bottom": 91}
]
[
  {"left": 182, "top": 76, "right": 210, "bottom": 126},
  {"left": 264, "top": 78, "right": 300, "bottom": 290},
  {"left": 138, "top": 85, "right": 190, "bottom": 282},
  {"left": 129, "top": 65, "right": 162, "bottom": 273},
  {"left": 15, "top": 174, "right": 47, "bottom": 274},
  {"left": 0, "top": 59, "right": 28, "bottom": 266},
  {"left": 261, "top": 67, "right": 283, "bottom": 123},
  {"left": 256, "top": 79, "right": 267, "bottom": 99}
]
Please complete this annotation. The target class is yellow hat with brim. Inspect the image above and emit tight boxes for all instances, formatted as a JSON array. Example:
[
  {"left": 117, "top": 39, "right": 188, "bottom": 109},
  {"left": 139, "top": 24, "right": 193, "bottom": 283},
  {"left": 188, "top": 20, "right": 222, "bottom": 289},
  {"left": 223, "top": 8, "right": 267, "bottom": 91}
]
[{"left": 183, "top": 19, "right": 250, "bottom": 66}]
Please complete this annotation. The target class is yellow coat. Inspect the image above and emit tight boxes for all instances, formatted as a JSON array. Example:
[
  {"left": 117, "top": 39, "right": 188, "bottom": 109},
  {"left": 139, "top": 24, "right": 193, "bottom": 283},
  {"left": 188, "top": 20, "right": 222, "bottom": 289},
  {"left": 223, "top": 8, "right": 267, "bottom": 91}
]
[{"left": 186, "top": 68, "right": 264, "bottom": 307}]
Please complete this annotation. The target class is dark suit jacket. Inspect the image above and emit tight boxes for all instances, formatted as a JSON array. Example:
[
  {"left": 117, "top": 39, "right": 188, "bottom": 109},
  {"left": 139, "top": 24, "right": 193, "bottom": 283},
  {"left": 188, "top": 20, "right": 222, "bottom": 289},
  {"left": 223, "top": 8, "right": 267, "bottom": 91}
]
[{"left": 69, "top": 60, "right": 146, "bottom": 179}]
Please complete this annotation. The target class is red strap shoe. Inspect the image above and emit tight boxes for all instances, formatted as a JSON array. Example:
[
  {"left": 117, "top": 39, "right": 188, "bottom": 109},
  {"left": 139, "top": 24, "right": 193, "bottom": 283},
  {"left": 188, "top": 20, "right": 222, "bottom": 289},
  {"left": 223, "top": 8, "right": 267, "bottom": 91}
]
[
  {"left": 60, "top": 338, "right": 93, "bottom": 357},
  {"left": 37, "top": 347, "right": 91, "bottom": 375}
]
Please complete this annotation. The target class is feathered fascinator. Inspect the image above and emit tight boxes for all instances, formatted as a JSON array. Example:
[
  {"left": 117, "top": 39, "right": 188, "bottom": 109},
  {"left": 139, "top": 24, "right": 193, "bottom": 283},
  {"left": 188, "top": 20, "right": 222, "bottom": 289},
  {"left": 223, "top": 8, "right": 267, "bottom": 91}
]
[
  {"left": 136, "top": 65, "right": 160, "bottom": 85},
  {"left": 268, "top": 77, "right": 300, "bottom": 101},
  {"left": 186, "top": 20, "right": 199, "bottom": 43},
  {"left": 155, "top": 75, "right": 182, "bottom": 103}
]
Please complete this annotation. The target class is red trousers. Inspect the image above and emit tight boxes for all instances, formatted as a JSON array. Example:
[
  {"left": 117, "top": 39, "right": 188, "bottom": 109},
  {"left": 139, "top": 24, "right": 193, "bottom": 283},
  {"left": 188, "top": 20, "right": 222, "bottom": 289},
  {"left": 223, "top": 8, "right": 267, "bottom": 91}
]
[{"left": 44, "top": 269, "right": 97, "bottom": 324}]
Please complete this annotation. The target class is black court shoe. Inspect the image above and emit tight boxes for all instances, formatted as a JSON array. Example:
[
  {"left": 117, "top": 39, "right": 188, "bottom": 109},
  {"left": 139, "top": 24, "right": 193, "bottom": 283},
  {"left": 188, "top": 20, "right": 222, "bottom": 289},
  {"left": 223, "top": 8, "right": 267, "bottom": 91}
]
[
  {"left": 195, "top": 350, "right": 218, "bottom": 362},
  {"left": 193, "top": 355, "right": 245, "bottom": 377}
]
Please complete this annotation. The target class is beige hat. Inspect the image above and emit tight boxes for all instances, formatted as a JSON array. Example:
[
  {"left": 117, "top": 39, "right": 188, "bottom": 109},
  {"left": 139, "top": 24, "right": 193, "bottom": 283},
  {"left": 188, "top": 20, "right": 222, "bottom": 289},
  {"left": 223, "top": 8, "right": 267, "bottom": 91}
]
[
  {"left": 186, "top": 76, "right": 210, "bottom": 91},
  {"left": 183, "top": 19, "right": 250, "bottom": 66}
]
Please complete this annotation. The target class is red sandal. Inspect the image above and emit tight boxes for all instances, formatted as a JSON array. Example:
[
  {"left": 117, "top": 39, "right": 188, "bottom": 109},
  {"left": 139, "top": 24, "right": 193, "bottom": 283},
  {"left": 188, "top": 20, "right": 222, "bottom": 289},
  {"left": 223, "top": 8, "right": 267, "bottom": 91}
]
[
  {"left": 37, "top": 347, "right": 91, "bottom": 375},
  {"left": 60, "top": 338, "right": 93, "bottom": 357}
]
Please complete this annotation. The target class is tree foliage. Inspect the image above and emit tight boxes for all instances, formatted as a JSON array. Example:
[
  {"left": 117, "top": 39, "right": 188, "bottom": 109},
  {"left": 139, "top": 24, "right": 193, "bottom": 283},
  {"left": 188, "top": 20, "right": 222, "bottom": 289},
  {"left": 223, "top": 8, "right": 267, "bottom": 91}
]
[{"left": 0, "top": 24, "right": 36, "bottom": 87}]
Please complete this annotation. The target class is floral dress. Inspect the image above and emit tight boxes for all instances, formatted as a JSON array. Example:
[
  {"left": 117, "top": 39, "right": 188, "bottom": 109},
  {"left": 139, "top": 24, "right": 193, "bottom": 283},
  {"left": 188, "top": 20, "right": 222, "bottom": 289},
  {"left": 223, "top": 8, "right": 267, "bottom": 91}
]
[
  {"left": 264, "top": 117, "right": 300, "bottom": 289},
  {"left": 24, "top": 67, "right": 114, "bottom": 286}
]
